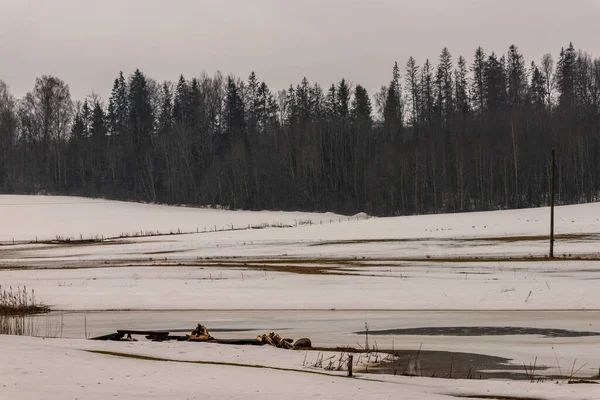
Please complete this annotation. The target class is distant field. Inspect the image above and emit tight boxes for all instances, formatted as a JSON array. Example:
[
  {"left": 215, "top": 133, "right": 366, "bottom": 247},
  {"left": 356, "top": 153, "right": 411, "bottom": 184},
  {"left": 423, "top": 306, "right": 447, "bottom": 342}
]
[{"left": 0, "top": 195, "right": 343, "bottom": 243}]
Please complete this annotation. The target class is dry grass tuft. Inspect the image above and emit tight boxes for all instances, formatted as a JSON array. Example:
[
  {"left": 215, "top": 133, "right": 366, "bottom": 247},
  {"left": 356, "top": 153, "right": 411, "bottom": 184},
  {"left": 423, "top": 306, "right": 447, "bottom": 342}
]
[
  {"left": 0, "top": 286, "right": 50, "bottom": 316},
  {"left": 0, "top": 286, "right": 50, "bottom": 336}
]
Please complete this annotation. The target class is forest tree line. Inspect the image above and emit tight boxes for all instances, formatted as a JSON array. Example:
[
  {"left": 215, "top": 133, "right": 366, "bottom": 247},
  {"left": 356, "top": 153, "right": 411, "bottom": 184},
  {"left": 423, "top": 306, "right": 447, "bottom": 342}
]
[{"left": 1, "top": 43, "right": 599, "bottom": 216}]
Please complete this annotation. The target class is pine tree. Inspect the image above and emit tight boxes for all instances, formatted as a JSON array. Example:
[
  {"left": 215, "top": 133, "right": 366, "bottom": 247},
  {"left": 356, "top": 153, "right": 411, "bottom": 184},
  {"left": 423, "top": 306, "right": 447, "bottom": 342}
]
[
  {"left": 107, "top": 72, "right": 128, "bottom": 137},
  {"left": 455, "top": 56, "right": 470, "bottom": 115},
  {"left": 257, "top": 81, "right": 278, "bottom": 131},
  {"left": 435, "top": 47, "right": 454, "bottom": 125},
  {"left": 556, "top": 42, "right": 577, "bottom": 109},
  {"left": 405, "top": 56, "right": 420, "bottom": 127},
  {"left": 325, "top": 84, "right": 337, "bottom": 118},
  {"left": 484, "top": 52, "right": 507, "bottom": 112},
  {"left": 351, "top": 85, "right": 372, "bottom": 124},
  {"left": 529, "top": 62, "right": 547, "bottom": 110},
  {"left": 246, "top": 71, "right": 260, "bottom": 131},
  {"left": 470, "top": 46, "right": 486, "bottom": 114},
  {"left": 296, "top": 77, "right": 312, "bottom": 123},
  {"left": 128, "top": 69, "right": 154, "bottom": 147},
  {"left": 284, "top": 85, "right": 298, "bottom": 126},
  {"left": 81, "top": 99, "right": 91, "bottom": 138},
  {"left": 173, "top": 75, "right": 190, "bottom": 125},
  {"left": 70, "top": 107, "right": 86, "bottom": 139},
  {"left": 309, "top": 83, "right": 325, "bottom": 121},
  {"left": 420, "top": 59, "right": 434, "bottom": 124},
  {"left": 157, "top": 82, "right": 173, "bottom": 136},
  {"left": 90, "top": 100, "right": 106, "bottom": 139},
  {"left": 224, "top": 76, "right": 246, "bottom": 135},
  {"left": 507, "top": 45, "right": 528, "bottom": 109},
  {"left": 337, "top": 78, "right": 350, "bottom": 119},
  {"left": 188, "top": 78, "right": 201, "bottom": 131},
  {"left": 383, "top": 62, "right": 403, "bottom": 137}
]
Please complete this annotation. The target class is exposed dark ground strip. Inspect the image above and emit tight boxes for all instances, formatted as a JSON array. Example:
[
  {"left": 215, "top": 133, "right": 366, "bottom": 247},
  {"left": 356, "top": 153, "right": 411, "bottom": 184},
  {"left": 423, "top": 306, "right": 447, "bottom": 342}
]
[
  {"left": 358, "top": 326, "right": 600, "bottom": 338},
  {"left": 452, "top": 396, "right": 544, "bottom": 400},
  {"left": 310, "top": 233, "right": 600, "bottom": 247},
  {"left": 4, "top": 253, "right": 600, "bottom": 273},
  {"left": 43, "top": 308, "right": 600, "bottom": 313}
]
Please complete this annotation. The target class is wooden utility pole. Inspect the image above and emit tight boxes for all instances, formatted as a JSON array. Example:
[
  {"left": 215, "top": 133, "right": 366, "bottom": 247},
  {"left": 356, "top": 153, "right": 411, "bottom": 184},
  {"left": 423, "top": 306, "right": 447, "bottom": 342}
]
[{"left": 550, "top": 149, "right": 556, "bottom": 258}]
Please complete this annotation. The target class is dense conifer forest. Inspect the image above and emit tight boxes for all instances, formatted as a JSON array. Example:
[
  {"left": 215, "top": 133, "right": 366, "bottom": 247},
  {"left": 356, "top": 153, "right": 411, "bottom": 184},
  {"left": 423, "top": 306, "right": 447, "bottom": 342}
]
[{"left": 1, "top": 43, "right": 599, "bottom": 215}]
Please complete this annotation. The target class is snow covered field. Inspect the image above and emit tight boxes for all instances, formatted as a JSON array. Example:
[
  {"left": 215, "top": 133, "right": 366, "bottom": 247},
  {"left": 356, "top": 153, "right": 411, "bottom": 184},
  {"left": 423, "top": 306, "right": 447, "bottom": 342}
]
[
  {"left": 2, "top": 196, "right": 600, "bottom": 311},
  {"left": 2, "top": 195, "right": 600, "bottom": 398},
  {"left": 2, "top": 336, "right": 598, "bottom": 400},
  {"left": 0, "top": 195, "right": 342, "bottom": 243}
]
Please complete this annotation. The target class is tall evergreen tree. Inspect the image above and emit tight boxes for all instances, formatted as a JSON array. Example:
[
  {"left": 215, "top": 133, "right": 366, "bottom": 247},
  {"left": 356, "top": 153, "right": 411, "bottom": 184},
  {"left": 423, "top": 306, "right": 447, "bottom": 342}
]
[
  {"left": 507, "top": 45, "right": 528, "bottom": 109},
  {"left": 90, "top": 100, "right": 107, "bottom": 139},
  {"left": 405, "top": 57, "right": 420, "bottom": 128},
  {"left": 296, "top": 77, "right": 312, "bottom": 123},
  {"left": 383, "top": 62, "right": 403, "bottom": 138},
  {"left": 529, "top": 62, "right": 547, "bottom": 110},
  {"left": 107, "top": 72, "right": 128, "bottom": 137},
  {"left": 224, "top": 76, "right": 246, "bottom": 135},
  {"left": 336, "top": 78, "right": 351, "bottom": 119},
  {"left": 556, "top": 42, "right": 577, "bottom": 110},
  {"left": 435, "top": 47, "right": 454, "bottom": 125},
  {"left": 484, "top": 52, "right": 507, "bottom": 112},
  {"left": 173, "top": 75, "right": 190, "bottom": 125},
  {"left": 455, "top": 56, "right": 470, "bottom": 115},
  {"left": 157, "top": 82, "right": 173, "bottom": 136},
  {"left": 420, "top": 60, "right": 435, "bottom": 125},
  {"left": 351, "top": 85, "right": 372, "bottom": 124},
  {"left": 470, "top": 46, "right": 486, "bottom": 114}
]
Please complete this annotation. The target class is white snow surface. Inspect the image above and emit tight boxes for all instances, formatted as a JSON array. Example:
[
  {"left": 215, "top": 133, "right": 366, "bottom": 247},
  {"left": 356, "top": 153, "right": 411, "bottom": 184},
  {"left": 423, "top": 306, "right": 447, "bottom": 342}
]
[
  {"left": 3, "top": 196, "right": 600, "bottom": 398},
  {"left": 1, "top": 336, "right": 598, "bottom": 400},
  {"left": 2, "top": 195, "right": 600, "bottom": 311},
  {"left": 0, "top": 195, "right": 341, "bottom": 242}
]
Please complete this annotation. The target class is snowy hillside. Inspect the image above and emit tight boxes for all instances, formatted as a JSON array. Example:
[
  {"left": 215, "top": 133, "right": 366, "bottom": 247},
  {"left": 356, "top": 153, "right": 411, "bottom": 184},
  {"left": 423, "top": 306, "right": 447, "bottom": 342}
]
[{"left": 0, "top": 195, "right": 342, "bottom": 242}]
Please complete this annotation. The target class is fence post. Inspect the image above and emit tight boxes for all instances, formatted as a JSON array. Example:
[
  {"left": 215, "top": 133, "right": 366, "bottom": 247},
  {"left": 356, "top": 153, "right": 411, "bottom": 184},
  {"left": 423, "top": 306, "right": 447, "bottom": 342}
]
[{"left": 348, "top": 355, "right": 353, "bottom": 377}]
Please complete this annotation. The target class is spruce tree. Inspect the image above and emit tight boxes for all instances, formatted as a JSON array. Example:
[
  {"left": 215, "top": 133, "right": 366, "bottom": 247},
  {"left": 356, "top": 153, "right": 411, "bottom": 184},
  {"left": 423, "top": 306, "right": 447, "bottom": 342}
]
[
  {"left": 507, "top": 45, "right": 528, "bottom": 109},
  {"left": 556, "top": 42, "right": 577, "bottom": 110},
  {"left": 420, "top": 60, "right": 434, "bottom": 125},
  {"left": 107, "top": 72, "right": 128, "bottom": 137},
  {"left": 470, "top": 47, "right": 486, "bottom": 114},
  {"left": 351, "top": 85, "right": 372, "bottom": 124},
  {"left": 157, "top": 82, "right": 173, "bottom": 136},
  {"left": 435, "top": 47, "right": 454, "bottom": 125},
  {"left": 405, "top": 56, "right": 420, "bottom": 128},
  {"left": 383, "top": 62, "right": 403, "bottom": 138},
  {"left": 296, "top": 77, "right": 311, "bottom": 123},
  {"left": 455, "top": 56, "right": 470, "bottom": 115},
  {"left": 173, "top": 75, "right": 190, "bottom": 125},
  {"left": 484, "top": 52, "right": 507, "bottom": 112},
  {"left": 90, "top": 100, "right": 106, "bottom": 139},
  {"left": 224, "top": 76, "right": 246, "bottom": 135},
  {"left": 529, "top": 62, "right": 547, "bottom": 110},
  {"left": 337, "top": 78, "right": 350, "bottom": 119}
]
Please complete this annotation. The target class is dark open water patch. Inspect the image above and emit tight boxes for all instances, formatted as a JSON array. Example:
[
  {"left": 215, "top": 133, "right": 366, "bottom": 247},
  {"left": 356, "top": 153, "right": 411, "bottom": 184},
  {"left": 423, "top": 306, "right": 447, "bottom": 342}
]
[
  {"left": 356, "top": 326, "right": 600, "bottom": 338},
  {"left": 358, "top": 349, "right": 547, "bottom": 380}
]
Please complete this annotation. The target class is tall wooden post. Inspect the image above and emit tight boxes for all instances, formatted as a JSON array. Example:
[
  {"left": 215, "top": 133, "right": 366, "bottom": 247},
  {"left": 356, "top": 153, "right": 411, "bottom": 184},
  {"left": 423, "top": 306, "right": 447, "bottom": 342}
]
[
  {"left": 348, "top": 355, "right": 353, "bottom": 377},
  {"left": 550, "top": 149, "right": 556, "bottom": 258}
]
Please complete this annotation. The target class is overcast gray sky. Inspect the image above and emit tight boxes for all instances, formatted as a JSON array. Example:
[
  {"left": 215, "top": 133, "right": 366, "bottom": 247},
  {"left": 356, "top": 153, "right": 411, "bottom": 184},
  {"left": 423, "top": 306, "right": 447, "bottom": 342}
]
[{"left": 2, "top": 0, "right": 600, "bottom": 101}]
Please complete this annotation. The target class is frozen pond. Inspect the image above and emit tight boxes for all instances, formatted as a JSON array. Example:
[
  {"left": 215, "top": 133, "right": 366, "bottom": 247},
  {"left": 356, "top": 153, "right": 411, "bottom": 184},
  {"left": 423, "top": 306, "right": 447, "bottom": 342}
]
[
  {"left": 26, "top": 309, "right": 600, "bottom": 379},
  {"left": 33, "top": 309, "right": 600, "bottom": 344}
]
